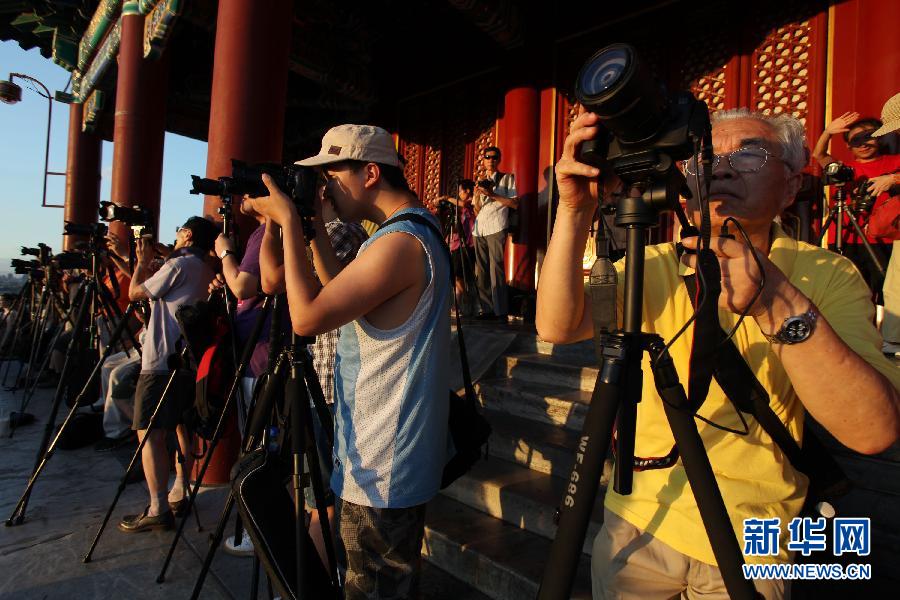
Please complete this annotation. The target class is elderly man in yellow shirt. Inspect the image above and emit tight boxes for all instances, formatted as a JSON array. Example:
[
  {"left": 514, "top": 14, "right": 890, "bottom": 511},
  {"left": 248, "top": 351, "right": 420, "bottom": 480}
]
[{"left": 537, "top": 108, "right": 900, "bottom": 600}]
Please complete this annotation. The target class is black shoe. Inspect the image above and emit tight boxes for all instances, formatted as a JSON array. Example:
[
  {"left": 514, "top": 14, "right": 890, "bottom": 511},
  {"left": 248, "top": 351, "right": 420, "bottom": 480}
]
[
  {"left": 94, "top": 433, "right": 135, "bottom": 453},
  {"left": 118, "top": 506, "right": 174, "bottom": 533},
  {"left": 169, "top": 498, "right": 191, "bottom": 519}
]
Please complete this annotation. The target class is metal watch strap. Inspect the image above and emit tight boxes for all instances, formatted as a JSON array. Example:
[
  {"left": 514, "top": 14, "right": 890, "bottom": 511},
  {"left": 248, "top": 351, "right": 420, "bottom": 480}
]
[{"left": 762, "top": 307, "right": 818, "bottom": 344}]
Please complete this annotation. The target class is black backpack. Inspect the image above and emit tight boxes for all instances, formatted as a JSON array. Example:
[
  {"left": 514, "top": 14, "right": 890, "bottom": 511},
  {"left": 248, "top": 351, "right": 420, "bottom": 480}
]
[{"left": 379, "top": 212, "right": 492, "bottom": 488}]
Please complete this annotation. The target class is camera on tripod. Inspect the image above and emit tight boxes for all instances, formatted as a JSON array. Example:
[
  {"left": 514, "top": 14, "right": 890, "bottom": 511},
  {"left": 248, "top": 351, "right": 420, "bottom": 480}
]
[
  {"left": 190, "top": 159, "right": 319, "bottom": 215},
  {"left": 11, "top": 258, "right": 39, "bottom": 270},
  {"left": 63, "top": 221, "right": 108, "bottom": 238},
  {"left": 823, "top": 161, "right": 856, "bottom": 185},
  {"left": 20, "top": 243, "right": 51, "bottom": 265},
  {"left": 52, "top": 251, "right": 91, "bottom": 271},
  {"left": 99, "top": 201, "right": 153, "bottom": 238}
]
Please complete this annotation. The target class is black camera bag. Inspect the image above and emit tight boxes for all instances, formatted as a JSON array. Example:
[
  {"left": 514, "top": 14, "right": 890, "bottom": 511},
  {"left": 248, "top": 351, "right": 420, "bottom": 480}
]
[
  {"left": 231, "top": 448, "right": 336, "bottom": 600},
  {"left": 379, "top": 212, "right": 492, "bottom": 489}
]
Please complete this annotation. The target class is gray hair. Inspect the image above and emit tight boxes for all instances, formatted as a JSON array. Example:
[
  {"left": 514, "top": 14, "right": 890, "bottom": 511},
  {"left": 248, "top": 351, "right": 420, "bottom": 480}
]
[{"left": 710, "top": 108, "right": 807, "bottom": 172}]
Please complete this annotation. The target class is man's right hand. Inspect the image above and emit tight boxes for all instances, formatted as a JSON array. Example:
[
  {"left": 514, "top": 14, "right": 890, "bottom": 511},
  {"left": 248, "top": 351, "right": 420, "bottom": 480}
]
[
  {"left": 208, "top": 272, "right": 226, "bottom": 295},
  {"left": 825, "top": 111, "right": 860, "bottom": 135},
  {"left": 556, "top": 111, "right": 602, "bottom": 213},
  {"left": 134, "top": 237, "right": 153, "bottom": 268}
]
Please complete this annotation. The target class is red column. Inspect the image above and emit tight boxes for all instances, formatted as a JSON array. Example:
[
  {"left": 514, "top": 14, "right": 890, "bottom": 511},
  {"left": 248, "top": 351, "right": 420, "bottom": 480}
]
[
  {"left": 109, "top": 5, "right": 169, "bottom": 242},
  {"left": 204, "top": 0, "right": 293, "bottom": 243},
  {"left": 63, "top": 103, "right": 102, "bottom": 251},
  {"left": 502, "top": 86, "right": 541, "bottom": 293}
]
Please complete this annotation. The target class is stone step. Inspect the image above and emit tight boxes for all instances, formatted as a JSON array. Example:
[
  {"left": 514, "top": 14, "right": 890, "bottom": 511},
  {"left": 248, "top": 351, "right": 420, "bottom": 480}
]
[
  {"left": 507, "top": 334, "right": 595, "bottom": 362},
  {"left": 441, "top": 455, "right": 606, "bottom": 555},
  {"left": 476, "top": 376, "right": 591, "bottom": 431},
  {"left": 423, "top": 494, "right": 593, "bottom": 600},
  {"left": 493, "top": 353, "right": 599, "bottom": 391},
  {"left": 485, "top": 408, "right": 590, "bottom": 480}
]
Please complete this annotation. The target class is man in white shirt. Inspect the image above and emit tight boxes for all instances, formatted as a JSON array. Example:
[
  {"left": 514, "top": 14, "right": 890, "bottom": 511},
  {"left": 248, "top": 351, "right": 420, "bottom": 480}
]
[{"left": 472, "top": 146, "right": 518, "bottom": 320}]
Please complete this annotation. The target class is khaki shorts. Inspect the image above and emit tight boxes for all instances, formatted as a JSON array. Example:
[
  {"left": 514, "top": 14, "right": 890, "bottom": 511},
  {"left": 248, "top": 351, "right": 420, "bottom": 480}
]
[{"left": 592, "top": 508, "right": 788, "bottom": 600}]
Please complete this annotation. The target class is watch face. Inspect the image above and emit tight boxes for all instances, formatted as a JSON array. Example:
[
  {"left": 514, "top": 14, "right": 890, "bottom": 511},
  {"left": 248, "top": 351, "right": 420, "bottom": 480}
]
[{"left": 783, "top": 316, "right": 812, "bottom": 342}]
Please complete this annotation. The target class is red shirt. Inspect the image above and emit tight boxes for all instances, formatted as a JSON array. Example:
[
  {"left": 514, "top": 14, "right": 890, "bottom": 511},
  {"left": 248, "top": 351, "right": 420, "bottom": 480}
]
[{"left": 827, "top": 154, "right": 900, "bottom": 244}]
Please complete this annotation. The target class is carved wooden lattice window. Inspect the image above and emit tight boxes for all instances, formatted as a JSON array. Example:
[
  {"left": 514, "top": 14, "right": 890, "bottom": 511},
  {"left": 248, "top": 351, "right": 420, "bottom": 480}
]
[
  {"left": 751, "top": 20, "right": 813, "bottom": 125},
  {"left": 401, "top": 141, "right": 421, "bottom": 197}
]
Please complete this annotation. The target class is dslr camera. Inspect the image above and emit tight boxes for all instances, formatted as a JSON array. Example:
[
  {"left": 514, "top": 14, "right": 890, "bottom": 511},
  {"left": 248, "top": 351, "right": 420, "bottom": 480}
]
[
  {"left": 190, "top": 159, "right": 318, "bottom": 216},
  {"left": 52, "top": 251, "right": 91, "bottom": 271},
  {"left": 850, "top": 178, "right": 877, "bottom": 213},
  {"left": 20, "top": 243, "right": 51, "bottom": 265},
  {"left": 99, "top": 201, "right": 153, "bottom": 238},
  {"left": 823, "top": 161, "right": 856, "bottom": 186}
]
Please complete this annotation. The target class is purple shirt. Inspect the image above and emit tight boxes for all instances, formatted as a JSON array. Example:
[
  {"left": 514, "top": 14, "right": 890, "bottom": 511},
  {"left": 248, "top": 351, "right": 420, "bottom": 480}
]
[{"left": 234, "top": 225, "right": 289, "bottom": 378}]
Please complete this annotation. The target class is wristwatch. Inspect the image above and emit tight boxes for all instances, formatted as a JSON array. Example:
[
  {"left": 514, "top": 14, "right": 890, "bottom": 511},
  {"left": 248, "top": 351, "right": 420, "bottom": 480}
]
[
  {"left": 219, "top": 249, "right": 235, "bottom": 260},
  {"left": 762, "top": 308, "right": 818, "bottom": 345}
]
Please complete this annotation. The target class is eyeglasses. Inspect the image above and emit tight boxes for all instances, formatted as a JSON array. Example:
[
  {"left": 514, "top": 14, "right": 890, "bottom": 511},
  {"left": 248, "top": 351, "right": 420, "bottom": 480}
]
[
  {"left": 483, "top": 155, "right": 499, "bottom": 160},
  {"left": 175, "top": 226, "right": 186, "bottom": 235},
  {"left": 683, "top": 146, "right": 788, "bottom": 176}
]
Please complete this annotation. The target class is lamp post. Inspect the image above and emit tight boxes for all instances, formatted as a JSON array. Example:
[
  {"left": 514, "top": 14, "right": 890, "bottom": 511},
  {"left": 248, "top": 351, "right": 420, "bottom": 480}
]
[{"left": 0, "top": 73, "right": 65, "bottom": 208}]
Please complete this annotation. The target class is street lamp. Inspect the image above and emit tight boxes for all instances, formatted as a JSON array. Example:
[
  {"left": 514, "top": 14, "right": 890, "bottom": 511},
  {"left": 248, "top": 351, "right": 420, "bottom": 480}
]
[{"left": 0, "top": 72, "right": 66, "bottom": 208}]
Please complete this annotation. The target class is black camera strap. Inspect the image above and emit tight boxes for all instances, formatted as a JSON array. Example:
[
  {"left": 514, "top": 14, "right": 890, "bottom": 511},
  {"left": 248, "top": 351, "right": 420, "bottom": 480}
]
[
  {"left": 682, "top": 274, "right": 850, "bottom": 501},
  {"left": 379, "top": 212, "right": 476, "bottom": 401}
]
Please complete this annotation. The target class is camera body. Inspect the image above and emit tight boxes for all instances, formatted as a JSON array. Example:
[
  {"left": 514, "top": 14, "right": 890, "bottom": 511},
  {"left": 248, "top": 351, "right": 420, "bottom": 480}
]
[
  {"left": 99, "top": 201, "right": 153, "bottom": 238},
  {"left": 850, "top": 177, "right": 877, "bottom": 213},
  {"left": 63, "top": 221, "right": 108, "bottom": 238},
  {"left": 190, "top": 159, "right": 318, "bottom": 214},
  {"left": 20, "top": 243, "right": 52, "bottom": 265},
  {"left": 10, "top": 258, "right": 39, "bottom": 270},
  {"left": 823, "top": 161, "right": 856, "bottom": 186},
  {"left": 574, "top": 43, "right": 710, "bottom": 185},
  {"left": 53, "top": 251, "right": 91, "bottom": 271}
]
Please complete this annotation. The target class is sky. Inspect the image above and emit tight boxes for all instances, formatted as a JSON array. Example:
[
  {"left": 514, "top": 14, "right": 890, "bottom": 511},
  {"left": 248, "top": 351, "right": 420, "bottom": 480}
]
[{"left": 0, "top": 41, "right": 207, "bottom": 273}]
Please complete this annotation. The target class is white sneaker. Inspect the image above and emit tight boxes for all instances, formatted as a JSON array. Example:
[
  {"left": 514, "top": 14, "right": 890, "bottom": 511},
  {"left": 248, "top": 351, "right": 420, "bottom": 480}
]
[{"left": 223, "top": 533, "right": 255, "bottom": 557}]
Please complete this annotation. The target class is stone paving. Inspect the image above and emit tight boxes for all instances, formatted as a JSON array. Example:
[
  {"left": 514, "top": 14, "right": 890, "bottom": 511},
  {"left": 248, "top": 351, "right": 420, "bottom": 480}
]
[{"left": 0, "top": 379, "right": 484, "bottom": 600}]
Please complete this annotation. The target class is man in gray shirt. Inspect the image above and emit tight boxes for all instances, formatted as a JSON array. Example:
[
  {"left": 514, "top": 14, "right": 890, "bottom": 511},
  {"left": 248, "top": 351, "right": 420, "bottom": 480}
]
[{"left": 118, "top": 216, "right": 217, "bottom": 533}]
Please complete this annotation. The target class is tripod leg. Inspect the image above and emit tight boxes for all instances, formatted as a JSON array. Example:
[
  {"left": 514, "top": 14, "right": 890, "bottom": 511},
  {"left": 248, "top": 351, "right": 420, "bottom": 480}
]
[
  {"left": 82, "top": 362, "right": 183, "bottom": 562},
  {"left": 6, "top": 283, "right": 94, "bottom": 525},
  {"left": 189, "top": 492, "right": 238, "bottom": 600},
  {"left": 845, "top": 212, "right": 886, "bottom": 277},
  {"left": 249, "top": 555, "right": 261, "bottom": 600}
]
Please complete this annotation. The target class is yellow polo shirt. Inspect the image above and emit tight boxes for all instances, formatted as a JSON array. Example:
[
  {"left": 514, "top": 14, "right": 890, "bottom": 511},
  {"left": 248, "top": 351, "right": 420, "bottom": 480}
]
[{"left": 601, "top": 224, "right": 900, "bottom": 565}]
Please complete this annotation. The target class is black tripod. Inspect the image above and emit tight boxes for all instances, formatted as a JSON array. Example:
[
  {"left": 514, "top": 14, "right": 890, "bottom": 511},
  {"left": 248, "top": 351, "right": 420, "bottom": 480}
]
[
  {"left": 6, "top": 251, "right": 140, "bottom": 526},
  {"left": 188, "top": 296, "right": 340, "bottom": 600},
  {"left": 537, "top": 159, "right": 760, "bottom": 599},
  {"left": 0, "top": 275, "right": 36, "bottom": 385},
  {"left": 153, "top": 293, "right": 272, "bottom": 581},
  {"left": 818, "top": 183, "right": 886, "bottom": 277},
  {"left": 442, "top": 201, "right": 477, "bottom": 315}
]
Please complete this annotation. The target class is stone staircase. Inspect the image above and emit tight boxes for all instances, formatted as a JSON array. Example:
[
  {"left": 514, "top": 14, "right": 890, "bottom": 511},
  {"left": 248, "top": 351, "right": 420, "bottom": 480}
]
[{"left": 422, "top": 325, "right": 605, "bottom": 599}]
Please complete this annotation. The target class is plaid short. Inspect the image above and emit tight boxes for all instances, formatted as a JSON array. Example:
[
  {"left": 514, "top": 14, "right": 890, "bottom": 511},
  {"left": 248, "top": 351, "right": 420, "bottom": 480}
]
[{"left": 337, "top": 499, "right": 427, "bottom": 600}]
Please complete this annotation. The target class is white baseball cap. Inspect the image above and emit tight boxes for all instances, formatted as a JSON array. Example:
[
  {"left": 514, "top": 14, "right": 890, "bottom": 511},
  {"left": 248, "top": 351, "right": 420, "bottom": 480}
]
[{"left": 295, "top": 124, "right": 401, "bottom": 167}]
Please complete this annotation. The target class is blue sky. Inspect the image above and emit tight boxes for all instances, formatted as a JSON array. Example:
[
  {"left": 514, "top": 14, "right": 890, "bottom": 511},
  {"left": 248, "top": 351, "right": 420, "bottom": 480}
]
[{"left": 0, "top": 41, "right": 207, "bottom": 273}]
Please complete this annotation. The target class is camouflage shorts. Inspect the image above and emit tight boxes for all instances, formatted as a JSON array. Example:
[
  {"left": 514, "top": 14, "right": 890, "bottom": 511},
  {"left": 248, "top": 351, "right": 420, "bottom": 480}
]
[{"left": 338, "top": 499, "right": 427, "bottom": 600}]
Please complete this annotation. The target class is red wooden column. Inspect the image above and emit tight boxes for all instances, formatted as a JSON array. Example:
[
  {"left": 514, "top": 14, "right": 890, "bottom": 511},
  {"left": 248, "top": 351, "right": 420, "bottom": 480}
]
[
  {"left": 502, "top": 86, "right": 541, "bottom": 293},
  {"left": 203, "top": 0, "right": 293, "bottom": 242},
  {"left": 62, "top": 103, "right": 102, "bottom": 250},
  {"left": 109, "top": 2, "right": 169, "bottom": 242},
  {"left": 196, "top": 0, "right": 292, "bottom": 485}
]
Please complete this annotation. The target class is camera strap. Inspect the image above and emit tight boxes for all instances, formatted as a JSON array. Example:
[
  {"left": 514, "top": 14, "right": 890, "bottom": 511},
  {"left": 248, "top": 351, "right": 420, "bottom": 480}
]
[
  {"left": 682, "top": 274, "right": 850, "bottom": 501},
  {"left": 379, "top": 212, "right": 476, "bottom": 400}
]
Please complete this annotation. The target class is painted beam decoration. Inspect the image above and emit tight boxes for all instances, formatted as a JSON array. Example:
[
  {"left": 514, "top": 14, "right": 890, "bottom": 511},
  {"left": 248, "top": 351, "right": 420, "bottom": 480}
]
[
  {"left": 52, "top": 29, "right": 78, "bottom": 72},
  {"left": 144, "top": 0, "right": 183, "bottom": 59},
  {"left": 78, "top": 18, "right": 122, "bottom": 102},
  {"left": 82, "top": 90, "right": 106, "bottom": 134},
  {"left": 78, "top": 0, "right": 122, "bottom": 72}
]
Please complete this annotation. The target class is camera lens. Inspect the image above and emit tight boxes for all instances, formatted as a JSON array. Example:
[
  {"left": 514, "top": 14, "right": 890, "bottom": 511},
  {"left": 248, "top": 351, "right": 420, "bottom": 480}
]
[
  {"left": 578, "top": 47, "right": 629, "bottom": 96},
  {"left": 575, "top": 43, "right": 667, "bottom": 146}
]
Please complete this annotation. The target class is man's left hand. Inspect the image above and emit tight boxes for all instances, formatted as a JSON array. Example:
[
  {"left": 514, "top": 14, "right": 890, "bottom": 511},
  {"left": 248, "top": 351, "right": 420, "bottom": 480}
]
[
  {"left": 867, "top": 174, "right": 898, "bottom": 197},
  {"left": 250, "top": 174, "right": 297, "bottom": 226},
  {"left": 680, "top": 235, "right": 796, "bottom": 319}
]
